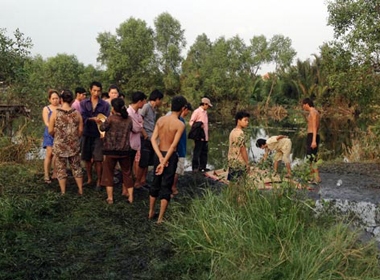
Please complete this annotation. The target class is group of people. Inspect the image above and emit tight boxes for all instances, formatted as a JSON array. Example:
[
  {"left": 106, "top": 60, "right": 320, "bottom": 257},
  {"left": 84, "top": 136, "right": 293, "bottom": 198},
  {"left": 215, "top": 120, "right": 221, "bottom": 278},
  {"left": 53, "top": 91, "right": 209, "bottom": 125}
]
[
  {"left": 42, "top": 81, "right": 209, "bottom": 223},
  {"left": 227, "top": 98, "right": 321, "bottom": 184},
  {"left": 42, "top": 82, "right": 321, "bottom": 223}
]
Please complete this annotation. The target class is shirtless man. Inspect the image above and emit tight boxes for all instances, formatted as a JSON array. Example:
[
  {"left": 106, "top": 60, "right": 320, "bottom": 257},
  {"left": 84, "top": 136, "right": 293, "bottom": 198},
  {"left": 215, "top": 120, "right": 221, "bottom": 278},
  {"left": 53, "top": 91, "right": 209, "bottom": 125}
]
[
  {"left": 149, "top": 95, "right": 187, "bottom": 223},
  {"left": 302, "top": 98, "right": 321, "bottom": 183}
]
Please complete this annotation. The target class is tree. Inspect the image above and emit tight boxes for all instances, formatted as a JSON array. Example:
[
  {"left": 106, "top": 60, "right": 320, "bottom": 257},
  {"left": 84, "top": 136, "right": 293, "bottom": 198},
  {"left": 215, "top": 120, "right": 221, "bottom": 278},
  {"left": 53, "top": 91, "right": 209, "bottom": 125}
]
[
  {"left": 97, "top": 17, "right": 159, "bottom": 92},
  {"left": 154, "top": 12, "right": 186, "bottom": 95},
  {"left": 0, "top": 28, "right": 32, "bottom": 85},
  {"left": 327, "top": 0, "right": 380, "bottom": 68}
]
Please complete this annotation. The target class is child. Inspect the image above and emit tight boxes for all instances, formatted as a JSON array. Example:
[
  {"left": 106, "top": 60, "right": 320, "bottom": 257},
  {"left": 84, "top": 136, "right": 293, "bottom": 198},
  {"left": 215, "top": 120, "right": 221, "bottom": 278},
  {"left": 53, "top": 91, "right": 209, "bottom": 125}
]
[
  {"left": 227, "top": 111, "right": 250, "bottom": 181},
  {"left": 256, "top": 135, "right": 292, "bottom": 178}
]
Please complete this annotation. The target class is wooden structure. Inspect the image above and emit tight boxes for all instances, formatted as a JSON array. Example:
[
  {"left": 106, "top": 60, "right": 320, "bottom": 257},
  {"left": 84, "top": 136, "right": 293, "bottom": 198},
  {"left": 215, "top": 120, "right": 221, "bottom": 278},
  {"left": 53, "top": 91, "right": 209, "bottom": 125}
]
[{"left": 0, "top": 104, "right": 31, "bottom": 136}]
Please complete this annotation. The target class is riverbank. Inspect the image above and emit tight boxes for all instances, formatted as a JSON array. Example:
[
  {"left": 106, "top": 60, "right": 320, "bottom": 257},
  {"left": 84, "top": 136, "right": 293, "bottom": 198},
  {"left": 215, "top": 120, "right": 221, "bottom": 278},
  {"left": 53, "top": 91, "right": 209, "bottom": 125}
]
[{"left": 1, "top": 161, "right": 380, "bottom": 278}]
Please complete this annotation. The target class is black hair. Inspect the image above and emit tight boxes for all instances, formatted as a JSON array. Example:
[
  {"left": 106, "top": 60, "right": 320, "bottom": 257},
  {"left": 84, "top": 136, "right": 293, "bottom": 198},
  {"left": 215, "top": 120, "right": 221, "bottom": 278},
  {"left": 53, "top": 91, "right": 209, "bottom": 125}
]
[
  {"left": 171, "top": 95, "right": 187, "bottom": 112},
  {"left": 108, "top": 84, "right": 119, "bottom": 93},
  {"left": 149, "top": 89, "right": 164, "bottom": 101},
  {"left": 119, "top": 93, "right": 125, "bottom": 99},
  {"left": 302, "top": 98, "right": 314, "bottom": 107},
  {"left": 75, "top": 87, "right": 86, "bottom": 95},
  {"left": 235, "top": 110, "right": 250, "bottom": 125},
  {"left": 131, "top": 91, "right": 147, "bottom": 103},
  {"left": 60, "top": 89, "right": 74, "bottom": 104},
  {"left": 90, "top": 81, "right": 102, "bottom": 90},
  {"left": 256, "top": 138, "right": 267, "bottom": 148},
  {"left": 111, "top": 98, "right": 129, "bottom": 119},
  {"left": 184, "top": 102, "right": 193, "bottom": 111},
  {"left": 101, "top": 92, "right": 109, "bottom": 99}
]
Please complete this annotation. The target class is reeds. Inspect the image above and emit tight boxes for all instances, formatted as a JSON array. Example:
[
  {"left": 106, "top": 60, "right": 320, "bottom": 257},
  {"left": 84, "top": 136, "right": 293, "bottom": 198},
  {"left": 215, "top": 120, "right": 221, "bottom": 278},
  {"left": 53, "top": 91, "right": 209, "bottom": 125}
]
[{"left": 167, "top": 182, "right": 380, "bottom": 279}]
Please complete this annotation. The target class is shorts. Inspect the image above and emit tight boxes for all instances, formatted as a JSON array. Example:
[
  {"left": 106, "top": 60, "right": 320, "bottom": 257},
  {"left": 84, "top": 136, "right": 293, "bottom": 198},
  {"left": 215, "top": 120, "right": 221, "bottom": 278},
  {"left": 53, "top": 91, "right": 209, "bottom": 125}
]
[
  {"left": 175, "top": 157, "right": 185, "bottom": 175},
  {"left": 273, "top": 138, "right": 292, "bottom": 163},
  {"left": 150, "top": 151, "right": 178, "bottom": 201},
  {"left": 306, "top": 133, "right": 320, "bottom": 162},
  {"left": 139, "top": 138, "right": 155, "bottom": 168},
  {"left": 55, "top": 154, "right": 83, "bottom": 180},
  {"left": 81, "top": 136, "right": 103, "bottom": 162}
]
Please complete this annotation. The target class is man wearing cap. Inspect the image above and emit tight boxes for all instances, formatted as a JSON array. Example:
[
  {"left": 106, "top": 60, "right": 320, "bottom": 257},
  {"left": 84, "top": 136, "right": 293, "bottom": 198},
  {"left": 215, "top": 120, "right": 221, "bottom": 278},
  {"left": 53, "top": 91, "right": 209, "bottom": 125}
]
[{"left": 189, "top": 97, "right": 212, "bottom": 172}]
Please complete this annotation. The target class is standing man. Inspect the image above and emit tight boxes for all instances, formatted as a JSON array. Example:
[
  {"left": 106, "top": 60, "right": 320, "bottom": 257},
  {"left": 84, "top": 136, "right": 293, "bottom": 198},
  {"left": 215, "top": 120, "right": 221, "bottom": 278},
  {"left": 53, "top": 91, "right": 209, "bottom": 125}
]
[
  {"left": 189, "top": 97, "right": 212, "bottom": 172},
  {"left": 170, "top": 102, "right": 193, "bottom": 196},
  {"left": 302, "top": 98, "right": 321, "bottom": 184},
  {"left": 149, "top": 95, "right": 188, "bottom": 223},
  {"left": 126, "top": 91, "right": 147, "bottom": 196},
  {"left": 80, "top": 81, "right": 110, "bottom": 189},
  {"left": 135, "top": 89, "right": 164, "bottom": 188},
  {"left": 71, "top": 87, "right": 87, "bottom": 112}
]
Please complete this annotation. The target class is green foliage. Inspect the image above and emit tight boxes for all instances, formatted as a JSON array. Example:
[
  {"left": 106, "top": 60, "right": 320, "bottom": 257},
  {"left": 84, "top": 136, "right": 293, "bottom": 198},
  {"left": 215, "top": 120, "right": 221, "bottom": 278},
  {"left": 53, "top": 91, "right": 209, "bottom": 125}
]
[
  {"left": 154, "top": 12, "right": 186, "bottom": 95},
  {"left": 0, "top": 28, "right": 32, "bottom": 86},
  {"left": 166, "top": 185, "right": 380, "bottom": 279},
  {"left": 97, "top": 17, "right": 160, "bottom": 93}
]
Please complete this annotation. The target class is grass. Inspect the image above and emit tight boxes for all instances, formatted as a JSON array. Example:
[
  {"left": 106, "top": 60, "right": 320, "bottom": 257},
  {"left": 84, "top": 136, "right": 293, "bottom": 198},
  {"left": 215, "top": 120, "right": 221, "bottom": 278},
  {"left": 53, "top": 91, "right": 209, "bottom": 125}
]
[{"left": 1, "top": 161, "right": 380, "bottom": 279}]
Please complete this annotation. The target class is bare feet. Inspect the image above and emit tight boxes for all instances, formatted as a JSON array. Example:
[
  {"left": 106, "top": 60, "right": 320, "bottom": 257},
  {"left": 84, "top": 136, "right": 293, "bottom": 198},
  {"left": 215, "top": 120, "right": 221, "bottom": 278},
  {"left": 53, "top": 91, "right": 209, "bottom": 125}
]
[{"left": 106, "top": 198, "right": 113, "bottom": 204}]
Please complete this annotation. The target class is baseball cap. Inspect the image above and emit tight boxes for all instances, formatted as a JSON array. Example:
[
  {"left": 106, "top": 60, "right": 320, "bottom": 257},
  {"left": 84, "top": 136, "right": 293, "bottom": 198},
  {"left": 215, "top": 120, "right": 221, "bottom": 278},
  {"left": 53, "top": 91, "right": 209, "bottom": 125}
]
[{"left": 201, "top": 97, "right": 213, "bottom": 107}]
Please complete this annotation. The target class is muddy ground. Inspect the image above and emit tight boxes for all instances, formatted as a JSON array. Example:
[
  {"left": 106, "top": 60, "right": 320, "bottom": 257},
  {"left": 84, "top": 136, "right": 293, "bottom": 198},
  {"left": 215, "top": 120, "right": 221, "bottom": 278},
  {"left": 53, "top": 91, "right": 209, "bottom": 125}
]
[{"left": 314, "top": 162, "right": 380, "bottom": 203}]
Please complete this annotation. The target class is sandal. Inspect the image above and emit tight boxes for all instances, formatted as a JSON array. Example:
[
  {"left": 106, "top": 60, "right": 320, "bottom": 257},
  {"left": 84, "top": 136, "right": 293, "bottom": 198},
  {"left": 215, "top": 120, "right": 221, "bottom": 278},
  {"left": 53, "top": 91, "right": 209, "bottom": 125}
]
[{"left": 44, "top": 177, "right": 52, "bottom": 184}]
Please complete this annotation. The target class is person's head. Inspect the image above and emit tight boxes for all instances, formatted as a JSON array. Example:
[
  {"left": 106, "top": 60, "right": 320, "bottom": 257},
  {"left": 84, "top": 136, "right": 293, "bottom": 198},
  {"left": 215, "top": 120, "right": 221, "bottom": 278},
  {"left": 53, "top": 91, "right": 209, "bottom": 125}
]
[
  {"left": 302, "top": 98, "right": 314, "bottom": 110},
  {"left": 200, "top": 97, "right": 213, "bottom": 110},
  {"left": 108, "top": 84, "right": 120, "bottom": 100},
  {"left": 171, "top": 95, "right": 187, "bottom": 112},
  {"left": 60, "top": 89, "right": 74, "bottom": 105},
  {"left": 111, "top": 97, "right": 128, "bottom": 119},
  {"left": 75, "top": 87, "right": 87, "bottom": 101},
  {"left": 131, "top": 91, "right": 147, "bottom": 109},
  {"left": 119, "top": 93, "right": 126, "bottom": 100},
  {"left": 48, "top": 89, "right": 60, "bottom": 106},
  {"left": 182, "top": 102, "right": 193, "bottom": 117},
  {"left": 89, "top": 81, "right": 102, "bottom": 98},
  {"left": 235, "top": 110, "right": 250, "bottom": 128},
  {"left": 101, "top": 92, "right": 109, "bottom": 100},
  {"left": 256, "top": 138, "right": 267, "bottom": 149},
  {"left": 149, "top": 89, "right": 164, "bottom": 107}
]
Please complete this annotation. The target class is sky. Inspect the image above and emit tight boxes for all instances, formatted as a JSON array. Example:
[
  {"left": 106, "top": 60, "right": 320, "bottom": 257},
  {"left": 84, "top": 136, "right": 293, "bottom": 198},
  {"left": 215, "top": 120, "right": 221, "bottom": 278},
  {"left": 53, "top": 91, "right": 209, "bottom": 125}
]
[{"left": 2, "top": 0, "right": 334, "bottom": 74}]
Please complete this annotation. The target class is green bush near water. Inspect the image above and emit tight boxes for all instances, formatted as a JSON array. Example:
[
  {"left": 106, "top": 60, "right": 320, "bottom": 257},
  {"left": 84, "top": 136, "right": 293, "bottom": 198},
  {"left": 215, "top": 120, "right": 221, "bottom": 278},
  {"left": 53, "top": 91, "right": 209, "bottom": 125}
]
[{"left": 166, "top": 183, "right": 380, "bottom": 279}]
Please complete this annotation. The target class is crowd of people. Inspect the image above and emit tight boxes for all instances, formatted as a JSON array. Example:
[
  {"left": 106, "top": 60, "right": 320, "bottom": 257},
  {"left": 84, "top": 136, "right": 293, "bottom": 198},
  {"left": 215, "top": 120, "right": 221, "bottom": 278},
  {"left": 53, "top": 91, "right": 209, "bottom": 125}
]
[{"left": 42, "top": 80, "right": 321, "bottom": 223}]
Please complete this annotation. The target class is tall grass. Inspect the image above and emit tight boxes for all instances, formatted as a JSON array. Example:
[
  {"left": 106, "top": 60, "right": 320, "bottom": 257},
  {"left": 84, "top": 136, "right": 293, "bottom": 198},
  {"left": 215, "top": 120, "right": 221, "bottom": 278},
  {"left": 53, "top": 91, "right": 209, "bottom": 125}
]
[{"left": 166, "top": 182, "right": 380, "bottom": 279}]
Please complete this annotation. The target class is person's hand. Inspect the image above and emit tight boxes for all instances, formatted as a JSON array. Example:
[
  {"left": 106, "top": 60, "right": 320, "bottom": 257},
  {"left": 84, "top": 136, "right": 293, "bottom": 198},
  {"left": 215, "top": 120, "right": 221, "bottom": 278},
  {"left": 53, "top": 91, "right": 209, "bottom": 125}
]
[
  {"left": 155, "top": 163, "right": 164, "bottom": 175},
  {"left": 159, "top": 158, "right": 168, "bottom": 167},
  {"left": 311, "top": 141, "right": 317, "bottom": 149}
]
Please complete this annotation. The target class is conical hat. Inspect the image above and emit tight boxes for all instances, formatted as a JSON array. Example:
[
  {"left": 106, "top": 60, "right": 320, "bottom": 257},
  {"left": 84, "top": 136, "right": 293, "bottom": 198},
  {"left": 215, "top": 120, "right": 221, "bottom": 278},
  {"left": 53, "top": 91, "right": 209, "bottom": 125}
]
[{"left": 97, "top": 113, "right": 107, "bottom": 138}]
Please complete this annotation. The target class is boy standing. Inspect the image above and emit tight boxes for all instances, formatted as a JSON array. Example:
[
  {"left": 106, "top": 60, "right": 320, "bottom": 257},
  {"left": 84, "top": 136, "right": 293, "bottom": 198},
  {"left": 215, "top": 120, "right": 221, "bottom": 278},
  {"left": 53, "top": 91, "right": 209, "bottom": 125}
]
[
  {"left": 149, "top": 95, "right": 187, "bottom": 223},
  {"left": 227, "top": 111, "right": 250, "bottom": 181}
]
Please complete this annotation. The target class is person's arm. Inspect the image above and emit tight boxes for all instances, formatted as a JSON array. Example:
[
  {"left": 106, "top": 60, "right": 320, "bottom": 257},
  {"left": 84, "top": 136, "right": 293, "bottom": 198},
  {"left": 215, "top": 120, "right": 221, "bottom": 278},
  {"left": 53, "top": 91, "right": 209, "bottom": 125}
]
[
  {"left": 48, "top": 110, "right": 56, "bottom": 136},
  {"left": 42, "top": 107, "right": 49, "bottom": 127},
  {"left": 240, "top": 145, "right": 249, "bottom": 170},
  {"left": 189, "top": 110, "right": 198, "bottom": 126},
  {"left": 262, "top": 147, "right": 269, "bottom": 161},
  {"left": 77, "top": 112, "right": 83, "bottom": 137},
  {"left": 310, "top": 110, "right": 318, "bottom": 148},
  {"left": 151, "top": 121, "right": 164, "bottom": 173}
]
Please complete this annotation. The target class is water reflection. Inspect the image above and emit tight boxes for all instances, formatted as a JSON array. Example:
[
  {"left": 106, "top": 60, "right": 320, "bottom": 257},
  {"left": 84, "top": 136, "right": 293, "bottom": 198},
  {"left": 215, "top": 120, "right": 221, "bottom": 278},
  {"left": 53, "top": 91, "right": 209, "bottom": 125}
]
[{"left": 192, "top": 115, "right": 360, "bottom": 170}]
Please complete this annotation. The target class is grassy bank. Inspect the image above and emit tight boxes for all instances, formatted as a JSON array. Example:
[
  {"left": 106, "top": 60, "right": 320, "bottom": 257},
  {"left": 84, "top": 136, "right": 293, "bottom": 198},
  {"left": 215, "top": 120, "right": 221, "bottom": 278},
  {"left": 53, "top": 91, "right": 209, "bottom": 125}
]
[{"left": 1, "top": 162, "right": 379, "bottom": 279}]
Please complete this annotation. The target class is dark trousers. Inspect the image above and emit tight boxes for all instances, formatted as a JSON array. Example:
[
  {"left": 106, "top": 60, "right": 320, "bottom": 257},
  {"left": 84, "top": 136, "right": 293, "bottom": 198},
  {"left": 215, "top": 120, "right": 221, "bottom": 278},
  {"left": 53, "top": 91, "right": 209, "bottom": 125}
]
[{"left": 192, "top": 140, "right": 208, "bottom": 171}]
